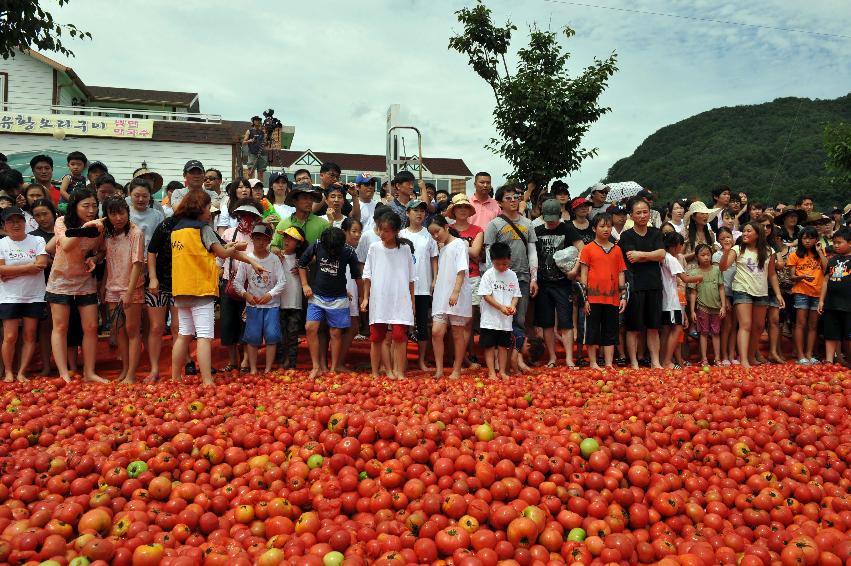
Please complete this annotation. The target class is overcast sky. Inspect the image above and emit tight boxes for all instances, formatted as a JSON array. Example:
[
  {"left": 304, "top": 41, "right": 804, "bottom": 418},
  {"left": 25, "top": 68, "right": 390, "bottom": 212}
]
[{"left": 53, "top": 0, "right": 851, "bottom": 191}]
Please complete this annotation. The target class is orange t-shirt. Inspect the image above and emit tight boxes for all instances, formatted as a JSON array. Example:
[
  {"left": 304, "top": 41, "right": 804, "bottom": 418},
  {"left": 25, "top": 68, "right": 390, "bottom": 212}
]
[
  {"left": 787, "top": 251, "right": 823, "bottom": 297},
  {"left": 580, "top": 241, "right": 627, "bottom": 306}
]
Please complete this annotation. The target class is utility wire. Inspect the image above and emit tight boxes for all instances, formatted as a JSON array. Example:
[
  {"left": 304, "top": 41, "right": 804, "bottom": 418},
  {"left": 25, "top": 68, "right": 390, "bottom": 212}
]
[{"left": 541, "top": 0, "right": 851, "bottom": 40}]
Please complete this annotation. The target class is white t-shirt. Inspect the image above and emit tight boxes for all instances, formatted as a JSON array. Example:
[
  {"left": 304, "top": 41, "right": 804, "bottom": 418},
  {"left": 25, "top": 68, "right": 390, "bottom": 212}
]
[
  {"left": 356, "top": 228, "right": 381, "bottom": 264},
  {"left": 478, "top": 266, "right": 521, "bottom": 331},
  {"left": 363, "top": 241, "right": 415, "bottom": 325},
  {"left": 0, "top": 235, "right": 47, "bottom": 303},
  {"left": 346, "top": 266, "right": 359, "bottom": 317},
  {"left": 279, "top": 253, "right": 302, "bottom": 309},
  {"left": 273, "top": 203, "right": 296, "bottom": 220},
  {"left": 432, "top": 238, "right": 472, "bottom": 318},
  {"left": 233, "top": 252, "right": 286, "bottom": 308},
  {"left": 400, "top": 227, "right": 439, "bottom": 295},
  {"left": 661, "top": 252, "right": 684, "bottom": 312},
  {"left": 359, "top": 200, "right": 378, "bottom": 233}
]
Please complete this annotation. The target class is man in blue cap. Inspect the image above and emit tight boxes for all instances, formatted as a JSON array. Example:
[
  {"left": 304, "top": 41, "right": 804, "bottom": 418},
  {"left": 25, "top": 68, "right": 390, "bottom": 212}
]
[{"left": 355, "top": 172, "right": 379, "bottom": 232}]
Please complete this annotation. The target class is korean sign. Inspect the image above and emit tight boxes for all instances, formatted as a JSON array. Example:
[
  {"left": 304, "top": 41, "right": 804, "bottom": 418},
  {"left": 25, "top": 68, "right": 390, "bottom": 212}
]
[{"left": 0, "top": 112, "right": 154, "bottom": 139}]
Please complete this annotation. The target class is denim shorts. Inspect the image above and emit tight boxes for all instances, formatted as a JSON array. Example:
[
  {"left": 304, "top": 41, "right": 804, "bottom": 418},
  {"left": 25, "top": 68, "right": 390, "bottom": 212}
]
[
  {"left": 243, "top": 306, "right": 282, "bottom": 346},
  {"left": 793, "top": 293, "right": 819, "bottom": 311},
  {"left": 732, "top": 291, "right": 769, "bottom": 306}
]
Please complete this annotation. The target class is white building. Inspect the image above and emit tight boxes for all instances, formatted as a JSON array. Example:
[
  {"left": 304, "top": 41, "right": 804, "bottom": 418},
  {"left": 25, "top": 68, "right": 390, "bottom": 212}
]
[{"left": 0, "top": 49, "right": 294, "bottom": 183}]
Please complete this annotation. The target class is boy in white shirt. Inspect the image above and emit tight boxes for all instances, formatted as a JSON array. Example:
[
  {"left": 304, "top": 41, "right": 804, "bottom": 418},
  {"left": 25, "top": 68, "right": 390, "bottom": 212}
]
[
  {"left": 277, "top": 226, "right": 306, "bottom": 369},
  {"left": 400, "top": 200, "right": 439, "bottom": 370},
  {"left": 233, "top": 223, "right": 286, "bottom": 373},
  {"left": 478, "top": 242, "right": 522, "bottom": 379},
  {"left": 660, "top": 231, "right": 702, "bottom": 369}
]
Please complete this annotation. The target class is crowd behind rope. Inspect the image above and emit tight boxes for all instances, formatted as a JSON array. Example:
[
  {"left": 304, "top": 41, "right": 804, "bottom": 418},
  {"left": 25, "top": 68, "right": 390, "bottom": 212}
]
[{"left": 0, "top": 149, "right": 849, "bottom": 385}]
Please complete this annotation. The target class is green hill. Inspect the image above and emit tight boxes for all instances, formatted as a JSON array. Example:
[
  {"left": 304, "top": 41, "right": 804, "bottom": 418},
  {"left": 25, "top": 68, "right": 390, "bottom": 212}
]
[{"left": 604, "top": 94, "right": 851, "bottom": 207}]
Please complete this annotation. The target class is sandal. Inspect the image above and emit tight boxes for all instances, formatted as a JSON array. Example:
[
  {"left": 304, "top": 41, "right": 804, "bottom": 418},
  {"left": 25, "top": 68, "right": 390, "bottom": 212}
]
[
  {"left": 239, "top": 366, "right": 250, "bottom": 373},
  {"left": 219, "top": 364, "right": 238, "bottom": 373},
  {"left": 545, "top": 362, "right": 557, "bottom": 369}
]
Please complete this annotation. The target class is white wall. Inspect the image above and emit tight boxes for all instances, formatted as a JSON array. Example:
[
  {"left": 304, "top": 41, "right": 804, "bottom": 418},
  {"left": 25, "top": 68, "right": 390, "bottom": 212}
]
[
  {"left": 0, "top": 53, "right": 55, "bottom": 107},
  {"left": 1, "top": 134, "right": 233, "bottom": 185}
]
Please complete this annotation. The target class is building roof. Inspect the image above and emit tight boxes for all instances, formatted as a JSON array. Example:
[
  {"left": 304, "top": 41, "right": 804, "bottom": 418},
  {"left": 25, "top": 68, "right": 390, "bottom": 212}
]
[
  {"left": 87, "top": 86, "right": 199, "bottom": 108},
  {"left": 25, "top": 49, "right": 92, "bottom": 99},
  {"left": 151, "top": 120, "right": 245, "bottom": 145},
  {"left": 268, "top": 149, "right": 472, "bottom": 177}
]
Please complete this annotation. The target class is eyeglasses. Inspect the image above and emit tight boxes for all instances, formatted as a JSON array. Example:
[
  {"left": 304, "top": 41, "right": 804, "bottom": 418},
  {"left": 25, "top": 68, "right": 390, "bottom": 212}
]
[
  {"left": 502, "top": 195, "right": 520, "bottom": 202},
  {"left": 325, "top": 172, "right": 340, "bottom": 180},
  {"left": 204, "top": 176, "right": 219, "bottom": 181}
]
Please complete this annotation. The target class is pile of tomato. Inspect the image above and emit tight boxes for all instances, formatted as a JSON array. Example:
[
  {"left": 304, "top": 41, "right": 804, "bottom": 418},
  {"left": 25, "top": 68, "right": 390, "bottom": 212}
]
[{"left": 0, "top": 363, "right": 849, "bottom": 566}]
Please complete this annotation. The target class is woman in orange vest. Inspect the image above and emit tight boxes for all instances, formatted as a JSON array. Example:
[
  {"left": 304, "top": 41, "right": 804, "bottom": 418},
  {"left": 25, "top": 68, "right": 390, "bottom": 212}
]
[{"left": 169, "top": 189, "right": 267, "bottom": 385}]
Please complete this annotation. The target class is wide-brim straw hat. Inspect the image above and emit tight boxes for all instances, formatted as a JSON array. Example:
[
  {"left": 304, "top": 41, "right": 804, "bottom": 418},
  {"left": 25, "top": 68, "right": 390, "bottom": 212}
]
[
  {"left": 446, "top": 193, "right": 476, "bottom": 220},
  {"left": 132, "top": 166, "right": 164, "bottom": 192},
  {"left": 684, "top": 201, "right": 720, "bottom": 224}
]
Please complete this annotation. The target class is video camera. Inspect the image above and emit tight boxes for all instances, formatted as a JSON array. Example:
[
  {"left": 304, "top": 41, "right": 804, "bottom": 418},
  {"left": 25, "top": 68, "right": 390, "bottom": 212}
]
[{"left": 262, "top": 109, "right": 283, "bottom": 139}]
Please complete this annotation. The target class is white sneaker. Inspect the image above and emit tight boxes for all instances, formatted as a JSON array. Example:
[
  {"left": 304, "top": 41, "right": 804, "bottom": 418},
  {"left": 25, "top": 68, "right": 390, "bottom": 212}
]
[
  {"left": 797, "top": 358, "right": 811, "bottom": 365},
  {"left": 809, "top": 357, "right": 819, "bottom": 365}
]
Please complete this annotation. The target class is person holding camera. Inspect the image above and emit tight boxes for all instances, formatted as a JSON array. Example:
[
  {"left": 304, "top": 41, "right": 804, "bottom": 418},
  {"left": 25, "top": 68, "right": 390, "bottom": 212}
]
[{"left": 242, "top": 116, "right": 267, "bottom": 179}]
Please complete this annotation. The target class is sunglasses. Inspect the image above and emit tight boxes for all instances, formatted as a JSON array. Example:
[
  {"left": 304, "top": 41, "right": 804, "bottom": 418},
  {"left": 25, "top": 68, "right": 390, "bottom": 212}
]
[
  {"left": 502, "top": 195, "right": 520, "bottom": 202},
  {"left": 204, "top": 176, "right": 219, "bottom": 181}
]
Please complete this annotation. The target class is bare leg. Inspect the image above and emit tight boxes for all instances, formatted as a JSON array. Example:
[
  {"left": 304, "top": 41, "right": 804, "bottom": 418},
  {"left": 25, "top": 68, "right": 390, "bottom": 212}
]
[
  {"left": 146, "top": 305, "right": 166, "bottom": 379},
  {"left": 647, "top": 329, "right": 662, "bottom": 368},
  {"left": 171, "top": 334, "right": 191, "bottom": 381},
  {"left": 824, "top": 340, "right": 838, "bottom": 363},
  {"left": 484, "top": 347, "right": 497, "bottom": 379},
  {"left": 79, "top": 305, "right": 106, "bottom": 383},
  {"left": 392, "top": 339, "right": 407, "bottom": 379},
  {"left": 561, "top": 329, "right": 575, "bottom": 366},
  {"left": 543, "top": 327, "right": 557, "bottom": 365},
  {"left": 50, "top": 303, "right": 72, "bottom": 381},
  {"left": 318, "top": 325, "right": 329, "bottom": 372},
  {"left": 767, "top": 307, "right": 783, "bottom": 362},
  {"left": 247, "top": 345, "right": 258, "bottom": 374},
  {"left": 588, "top": 344, "right": 600, "bottom": 370},
  {"left": 37, "top": 318, "right": 53, "bottom": 375},
  {"left": 603, "top": 344, "right": 615, "bottom": 367},
  {"left": 805, "top": 310, "right": 819, "bottom": 359},
  {"left": 699, "top": 335, "right": 708, "bottom": 364},
  {"left": 381, "top": 335, "right": 392, "bottom": 375},
  {"left": 2, "top": 320, "right": 19, "bottom": 382},
  {"left": 264, "top": 343, "right": 276, "bottom": 373},
  {"left": 710, "top": 334, "right": 721, "bottom": 363},
  {"left": 16, "top": 318, "right": 38, "bottom": 381},
  {"left": 109, "top": 304, "right": 128, "bottom": 383},
  {"left": 305, "top": 321, "right": 321, "bottom": 379},
  {"left": 196, "top": 337, "right": 214, "bottom": 384},
  {"left": 329, "top": 327, "right": 343, "bottom": 373},
  {"left": 369, "top": 340, "right": 382, "bottom": 377},
  {"left": 340, "top": 319, "right": 358, "bottom": 369},
  {"left": 748, "top": 304, "right": 768, "bottom": 366},
  {"left": 417, "top": 340, "right": 431, "bottom": 371},
  {"left": 448, "top": 324, "right": 466, "bottom": 379},
  {"left": 431, "top": 322, "right": 447, "bottom": 378},
  {"left": 736, "top": 303, "right": 754, "bottom": 368},
  {"left": 626, "top": 331, "right": 640, "bottom": 369}
]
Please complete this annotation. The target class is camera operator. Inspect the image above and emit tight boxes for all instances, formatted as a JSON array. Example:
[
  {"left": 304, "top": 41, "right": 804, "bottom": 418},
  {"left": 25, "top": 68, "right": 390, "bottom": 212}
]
[{"left": 241, "top": 116, "right": 267, "bottom": 179}]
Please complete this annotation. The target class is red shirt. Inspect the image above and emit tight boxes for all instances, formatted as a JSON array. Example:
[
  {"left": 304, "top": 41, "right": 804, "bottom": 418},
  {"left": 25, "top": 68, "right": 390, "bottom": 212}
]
[
  {"left": 456, "top": 224, "right": 484, "bottom": 277},
  {"left": 580, "top": 241, "right": 627, "bottom": 306}
]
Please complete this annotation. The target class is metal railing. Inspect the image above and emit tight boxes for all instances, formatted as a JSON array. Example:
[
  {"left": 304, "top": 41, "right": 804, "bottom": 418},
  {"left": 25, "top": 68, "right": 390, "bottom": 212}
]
[{"left": 0, "top": 102, "right": 222, "bottom": 123}]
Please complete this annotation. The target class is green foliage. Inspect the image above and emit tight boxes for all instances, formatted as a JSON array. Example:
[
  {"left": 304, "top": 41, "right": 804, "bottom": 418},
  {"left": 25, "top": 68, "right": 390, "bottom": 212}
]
[
  {"left": 824, "top": 121, "right": 851, "bottom": 194},
  {"left": 449, "top": 1, "right": 617, "bottom": 188},
  {"left": 605, "top": 94, "right": 851, "bottom": 208},
  {"left": 0, "top": 0, "right": 91, "bottom": 60}
]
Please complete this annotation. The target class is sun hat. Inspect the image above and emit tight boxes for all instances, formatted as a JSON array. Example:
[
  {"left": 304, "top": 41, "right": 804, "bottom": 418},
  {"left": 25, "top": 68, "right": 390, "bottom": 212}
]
[
  {"left": 233, "top": 203, "right": 262, "bottom": 217},
  {"left": 278, "top": 226, "right": 305, "bottom": 242},
  {"left": 445, "top": 193, "right": 476, "bottom": 219},
  {"left": 684, "top": 201, "right": 721, "bottom": 224},
  {"left": 774, "top": 207, "right": 807, "bottom": 226},
  {"left": 571, "top": 197, "right": 591, "bottom": 210},
  {"left": 132, "top": 165, "right": 164, "bottom": 192},
  {"left": 804, "top": 211, "right": 831, "bottom": 225},
  {"left": 286, "top": 183, "right": 323, "bottom": 205}
]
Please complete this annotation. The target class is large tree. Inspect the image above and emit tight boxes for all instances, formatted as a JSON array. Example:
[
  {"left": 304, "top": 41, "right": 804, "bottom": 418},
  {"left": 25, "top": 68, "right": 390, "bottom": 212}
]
[
  {"left": 1, "top": 0, "right": 90, "bottom": 60},
  {"left": 449, "top": 1, "right": 617, "bottom": 193},
  {"left": 825, "top": 122, "right": 851, "bottom": 191}
]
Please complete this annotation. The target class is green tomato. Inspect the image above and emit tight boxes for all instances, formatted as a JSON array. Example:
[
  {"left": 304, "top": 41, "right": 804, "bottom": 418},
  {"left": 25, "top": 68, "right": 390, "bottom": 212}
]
[
  {"left": 323, "top": 551, "right": 345, "bottom": 566},
  {"left": 579, "top": 438, "right": 600, "bottom": 459},
  {"left": 127, "top": 460, "right": 148, "bottom": 479},
  {"left": 68, "top": 557, "right": 91, "bottom": 566},
  {"left": 358, "top": 471, "right": 368, "bottom": 480},
  {"left": 567, "top": 527, "right": 586, "bottom": 542},
  {"left": 307, "top": 454, "right": 324, "bottom": 469}
]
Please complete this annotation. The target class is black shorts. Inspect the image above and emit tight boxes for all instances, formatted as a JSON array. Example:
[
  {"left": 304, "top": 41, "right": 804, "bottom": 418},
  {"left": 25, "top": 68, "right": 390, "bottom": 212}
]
[
  {"left": 662, "top": 309, "right": 684, "bottom": 327},
  {"left": 585, "top": 303, "right": 619, "bottom": 346},
  {"left": 534, "top": 284, "right": 573, "bottom": 329},
  {"left": 479, "top": 327, "right": 512, "bottom": 349},
  {"left": 414, "top": 295, "right": 432, "bottom": 341},
  {"left": 624, "top": 289, "right": 662, "bottom": 331},
  {"left": 822, "top": 309, "right": 851, "bottom": 341},
  {"left": 44, "top": 292, "right": 99, "bottom": 307},
  {"left": 219, "top": 283, "right": 245, "bottom": 345},
  {"left": 0, "top": 302, "right": 48, "bottom": 320}
]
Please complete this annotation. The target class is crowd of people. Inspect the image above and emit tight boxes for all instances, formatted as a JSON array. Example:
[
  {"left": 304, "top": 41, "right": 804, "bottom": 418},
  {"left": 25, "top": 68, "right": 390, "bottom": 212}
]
[{"left": 0, "top": 149, "right": 848, "bottom": 384}]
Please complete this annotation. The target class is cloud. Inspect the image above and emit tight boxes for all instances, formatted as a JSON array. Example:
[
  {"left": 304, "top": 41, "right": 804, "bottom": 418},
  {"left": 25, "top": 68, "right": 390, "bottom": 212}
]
[{"left": 49, "top": 0, "right": 851, "bottom": 193}]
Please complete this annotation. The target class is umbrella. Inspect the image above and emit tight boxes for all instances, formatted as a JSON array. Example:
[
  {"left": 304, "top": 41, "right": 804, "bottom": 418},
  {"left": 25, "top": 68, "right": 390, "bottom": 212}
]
[{"left": 603, "top": 181, "right": 644, "bottom": 204}]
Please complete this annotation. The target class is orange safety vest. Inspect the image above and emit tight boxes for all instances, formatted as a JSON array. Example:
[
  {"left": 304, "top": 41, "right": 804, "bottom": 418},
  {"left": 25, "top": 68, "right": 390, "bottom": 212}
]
[{"left": 170, "top": 219, "right": 219, "bottom": 298}]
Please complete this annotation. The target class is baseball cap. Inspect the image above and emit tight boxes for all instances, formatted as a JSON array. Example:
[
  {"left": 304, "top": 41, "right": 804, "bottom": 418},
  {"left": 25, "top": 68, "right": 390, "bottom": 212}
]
[
  {"left": 551, "top": 180, "right": 570, "bottom": 195},
  {"left": 269, "top": 172, "right": 288, "bottom": 185},
  {"left": 406, "top": 199, "right": 428, "bottom": 210},
  {"left": 251, "top": 223, "right": 274, "bottom": 238},
  {"left": 541, "top": 199, "right": 562, "bottom": 222},
  {"left": 248, "top": 178, "right": 264, "bottom": 189},
  {"left": 88, "top": 161, "right": 108, "bottom": 173},
  {"left": 183, "top": 160, "right": 204, "bottom": 173},
  {"left": 607, "top": 204, "right": 627, "bottom": 215},
  {"left": 636, "top": 189, "right": 655, "bottom": 201},
  {"left": 1, "top": 207, "right": 25, "bottom": 222},
  {"left": 590, "top": 183, "right": 609, "bottom": 194},
  {"left": 355, "top": 172, "right": 377, "bottom": 184},
  {"left": 571, "top": 197, "right": 591, "bottom": 210},
  {"left": 392, "top": 170, "right": 416, "bottom": 185}
]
